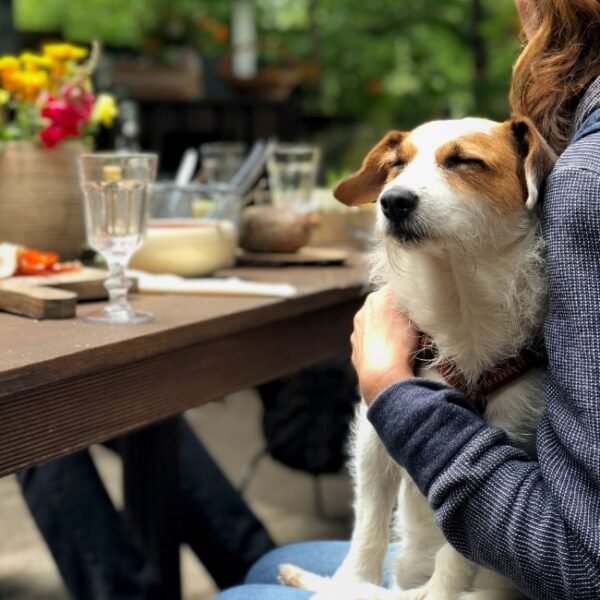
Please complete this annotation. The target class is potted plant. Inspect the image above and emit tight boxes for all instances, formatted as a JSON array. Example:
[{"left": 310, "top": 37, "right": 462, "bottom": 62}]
[{"left": 0, "top": 42, "right": 117, "bottom": 259}]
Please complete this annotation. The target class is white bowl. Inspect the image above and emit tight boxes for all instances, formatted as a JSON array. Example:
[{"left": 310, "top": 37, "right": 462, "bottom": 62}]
[{"left": 130, "top": 219, "right": 238, "bottom": 277}]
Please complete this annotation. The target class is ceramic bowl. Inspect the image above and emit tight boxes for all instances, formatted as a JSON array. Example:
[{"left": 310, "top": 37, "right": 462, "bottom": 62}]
[{"left": 130, "top": 219, "right": 238, "bottom": 277}]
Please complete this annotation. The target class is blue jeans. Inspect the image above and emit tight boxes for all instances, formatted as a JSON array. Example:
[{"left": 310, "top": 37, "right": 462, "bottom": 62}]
[
  {"left": 17, "top": 416, "right": 275, "bottom": 600},
  {"left": 215, "top": 541, "right": 399, "bottom": 599}
]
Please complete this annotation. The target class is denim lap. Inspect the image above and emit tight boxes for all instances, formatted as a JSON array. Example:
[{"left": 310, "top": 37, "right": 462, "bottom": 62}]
[
  {"left": 246, "top": 541, "right": 352, "bottom": 584},
  {"left": 217, "top": 583, "right": 313, "bottom": 599},
  {"left": 215, "top": 541, "right": 400, "bottom": 599}
]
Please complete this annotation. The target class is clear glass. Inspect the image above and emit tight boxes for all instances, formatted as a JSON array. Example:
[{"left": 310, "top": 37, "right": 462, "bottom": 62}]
[
  {"left": 267, "top": 144, "right": 320, "bottom": 213},
  {"left": 198, "top": 142, "right": 248, "bottom": 184},
  {"left": 78, "top": 152, "right": 158, "bottom": 324}
]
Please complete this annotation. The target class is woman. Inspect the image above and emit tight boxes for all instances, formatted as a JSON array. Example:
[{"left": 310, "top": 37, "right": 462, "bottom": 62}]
[{"left": 217, "top": 0, "right": 600, "bottom": 597}]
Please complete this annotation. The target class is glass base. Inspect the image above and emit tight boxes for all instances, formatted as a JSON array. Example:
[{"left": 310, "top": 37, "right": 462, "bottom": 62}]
[{"left": 83, "top": 306, "right": 154, "bottom": 325}]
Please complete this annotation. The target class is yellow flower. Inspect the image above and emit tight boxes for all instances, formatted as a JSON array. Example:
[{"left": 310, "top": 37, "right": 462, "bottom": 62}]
[
  {"left": 51, "top": 62, "right": 68, "bottom": 79},
  {"left": 2, "top": 70, "right": 22, "bottom": 93},
  {"left": 69, "top": 45, "right": 89, "bottom": 60},
  {"left": 0, "top": 90, "right": 9, "bottom": 105},
  {"left": 24, "top": 70, "right": 48, "bottom": 92},
  {"left": 20, "top": 52, "right": 53, "bottom": 70},
  {"left": 4, "top": 70, "right": 48, "bottom": 102},
  {"left": 43, "top": 43, "right": 88, "bottom": 61},
  {"left": 91, "top": 94, "right": 118, "bottom": 128},
  {"left": 0, "top": 56, "right": 19, "bottom": 74}
]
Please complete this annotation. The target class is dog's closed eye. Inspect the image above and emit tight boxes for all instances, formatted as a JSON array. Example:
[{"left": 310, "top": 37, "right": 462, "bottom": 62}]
[
  {"left": 443, "top": 153, "right": 488, "bottom": 170},
  {"left": 388, "top": 158, "right": 407, "bottom": 170}
]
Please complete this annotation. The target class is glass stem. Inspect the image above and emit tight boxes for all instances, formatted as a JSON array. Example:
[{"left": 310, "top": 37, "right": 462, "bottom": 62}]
[{"left": 104, "top": 258, "right": 132, "bottom": 313}]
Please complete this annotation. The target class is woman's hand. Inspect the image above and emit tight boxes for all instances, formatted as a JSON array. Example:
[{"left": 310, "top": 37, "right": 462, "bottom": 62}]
[{"left": 351, "top": 284, "right": 419, "bottom": 405}]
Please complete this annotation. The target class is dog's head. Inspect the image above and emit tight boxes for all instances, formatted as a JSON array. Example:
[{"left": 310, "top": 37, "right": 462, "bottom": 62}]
[{"left": 334, "top": 117, "right": 556, "bottom": 246}]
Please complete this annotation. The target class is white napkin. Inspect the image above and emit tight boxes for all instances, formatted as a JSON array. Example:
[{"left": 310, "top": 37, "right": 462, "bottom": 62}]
[{"left": 127, "top": 270, "right": 297, "bottom": 298}]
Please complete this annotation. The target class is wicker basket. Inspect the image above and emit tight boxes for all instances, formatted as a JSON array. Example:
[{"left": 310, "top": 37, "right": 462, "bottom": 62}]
[{"left": 0, "top": 140, "right": 88, "bottom": 259}]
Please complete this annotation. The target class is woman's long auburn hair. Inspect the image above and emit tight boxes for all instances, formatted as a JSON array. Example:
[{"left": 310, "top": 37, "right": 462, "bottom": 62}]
[{"left": 510, "top": 0, "right": 600, "bottom": 154}]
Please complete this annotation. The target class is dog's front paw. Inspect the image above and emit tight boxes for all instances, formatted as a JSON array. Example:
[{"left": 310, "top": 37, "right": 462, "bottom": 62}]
[
  {"left": 392, "top": 587, "right": 429, "bottom": 600},
  {"left": 459, "top": 592, "right": 526, "bottom": 600},
  {"left": 313, "top": 580, "right": 396, "bottom": 600},
  {"left": 278, "top": 564, "right": 329, "bottom": 591}
]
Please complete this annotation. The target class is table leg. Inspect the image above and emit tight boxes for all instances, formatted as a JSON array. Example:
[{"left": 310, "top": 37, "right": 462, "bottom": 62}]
[{"left": 122, "top": 417, "right": 181, "bottom": 600}]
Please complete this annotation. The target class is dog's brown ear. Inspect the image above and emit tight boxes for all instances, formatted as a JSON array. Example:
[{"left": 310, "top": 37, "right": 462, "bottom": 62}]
[
  {"left": 509, "top": 116, "right": 557, "bottom": 209},
  {"left": 334, "top": 131, "right": 405, "bottom": 206}
]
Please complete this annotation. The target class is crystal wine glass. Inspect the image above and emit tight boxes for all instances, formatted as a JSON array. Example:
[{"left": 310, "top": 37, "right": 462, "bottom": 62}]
[{"left": 78, "top": 152, "right": 158, "bottom": 324}]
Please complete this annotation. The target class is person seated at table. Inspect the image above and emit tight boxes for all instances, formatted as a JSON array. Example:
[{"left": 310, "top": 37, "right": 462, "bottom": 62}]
[{"left": 17, "top": 415, "right": 275, "bottom": 600}]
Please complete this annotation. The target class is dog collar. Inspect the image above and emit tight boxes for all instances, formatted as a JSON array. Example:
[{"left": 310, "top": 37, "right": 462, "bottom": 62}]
[{"left": 417, "top": 334, "right": 547, "bottom": 414}]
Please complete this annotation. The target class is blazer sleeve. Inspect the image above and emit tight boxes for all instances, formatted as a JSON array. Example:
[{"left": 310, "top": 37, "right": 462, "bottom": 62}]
[{"left": 367, "top": 160, "right": 600, "bottom": 600}]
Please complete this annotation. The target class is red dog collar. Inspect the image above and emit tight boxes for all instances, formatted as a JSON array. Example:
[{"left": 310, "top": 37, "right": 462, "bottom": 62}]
[{"left": 418, "top": 335, "right": 547, "bottom": 414}]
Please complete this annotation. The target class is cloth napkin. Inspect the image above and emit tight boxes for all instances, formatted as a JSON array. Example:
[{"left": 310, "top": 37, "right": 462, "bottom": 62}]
[{"left": 127, "top": 270, "right": 297, "bottom": 298}]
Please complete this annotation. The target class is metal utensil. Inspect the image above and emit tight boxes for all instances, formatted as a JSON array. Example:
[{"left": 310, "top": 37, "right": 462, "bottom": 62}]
[{"left": 165, "top": 148, "right": 199, "bottom": 216}]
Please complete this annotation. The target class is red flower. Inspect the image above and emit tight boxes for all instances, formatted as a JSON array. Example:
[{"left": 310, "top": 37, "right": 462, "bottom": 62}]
[
  {"left": 38, "top": 84, "right": 96, "bottom": 148},
  {"left": 39, "top": 123, "right": 69, "bottom": 148},
  {"left": 41, "top": 100, "right": 80, "bottom": 135}
]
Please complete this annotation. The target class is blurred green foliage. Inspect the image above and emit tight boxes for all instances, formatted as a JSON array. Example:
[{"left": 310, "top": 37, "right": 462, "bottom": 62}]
[
  {"left": 14, "top": 0, "right": 520, "bottom": 169},
  {"left": 14, "top": 0, "right": 519, "bottom": 122},
  {"left": 255, "top": 0, "right": 521, "bottom": 169},
  {"left": 260, "top": 0, "right": 519, "bottom": 125},
  {"left": 15, "top": 0, "right": 157, "bottom": 48}
]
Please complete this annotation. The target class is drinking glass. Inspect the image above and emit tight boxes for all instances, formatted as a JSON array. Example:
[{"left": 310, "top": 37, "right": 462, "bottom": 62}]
[
  {"left": 267, "top": 144, "right": 320, "bottom": 213},
  {"left": 199, "top": 142, "right": 247, "bottom": 184},
  {"left": 78, "top": 153, "right": 158, "bottom": 324}
]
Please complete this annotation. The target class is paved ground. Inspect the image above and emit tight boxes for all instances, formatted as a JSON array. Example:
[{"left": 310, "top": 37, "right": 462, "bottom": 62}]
[{"left": 0, "top": 389, "right": 353, "bottom": 599}]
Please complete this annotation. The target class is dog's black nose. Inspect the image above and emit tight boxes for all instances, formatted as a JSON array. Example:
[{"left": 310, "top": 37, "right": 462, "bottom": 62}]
[{"left": 380, "top": 189, "right": 419, "bottom": 222}]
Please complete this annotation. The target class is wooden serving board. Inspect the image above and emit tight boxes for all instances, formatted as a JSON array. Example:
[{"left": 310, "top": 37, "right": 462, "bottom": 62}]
[
  {"left": 0, "top": 268, "right": 136, "bottom": 320},
  {"left": 236, "top": 246, "right": 349, "bottom": 267}
]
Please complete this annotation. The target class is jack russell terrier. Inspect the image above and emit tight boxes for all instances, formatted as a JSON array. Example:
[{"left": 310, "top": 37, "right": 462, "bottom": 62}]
[{"left": 279, "top": 117, "right": 556, "bottom": 600}]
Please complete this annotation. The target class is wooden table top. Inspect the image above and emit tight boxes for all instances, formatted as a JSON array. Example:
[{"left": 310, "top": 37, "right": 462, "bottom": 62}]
[{"left": 0, "top": 253, "right": 369, "bottom": 476}]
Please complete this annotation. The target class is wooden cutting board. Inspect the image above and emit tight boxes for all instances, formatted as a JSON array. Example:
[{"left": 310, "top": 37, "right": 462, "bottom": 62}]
[{"left": 0, "top": 268, "right": 120, "bottom": 320}]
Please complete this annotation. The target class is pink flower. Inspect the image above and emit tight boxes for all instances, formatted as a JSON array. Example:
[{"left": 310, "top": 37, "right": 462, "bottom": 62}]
[{"left": 61, "top": 82, "right": 95, "bottom": 121}]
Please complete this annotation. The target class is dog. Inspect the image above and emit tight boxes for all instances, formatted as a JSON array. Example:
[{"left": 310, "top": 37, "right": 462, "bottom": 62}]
[{"left": 278, "top": 117, "right": 556, "bottom": 600}]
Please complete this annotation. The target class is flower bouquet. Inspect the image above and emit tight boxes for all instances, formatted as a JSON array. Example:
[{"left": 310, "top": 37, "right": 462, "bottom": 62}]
[
  {"left": 0, "top": 41, "right": 117, "bottom": 148},
  {"left": 0, "top": 42, "right": 118, "bottom": 259}
]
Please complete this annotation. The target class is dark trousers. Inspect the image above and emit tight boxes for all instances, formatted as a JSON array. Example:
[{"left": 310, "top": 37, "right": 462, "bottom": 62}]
[{"left": 17, "top": 416, "right": 275, "bottom": 600}]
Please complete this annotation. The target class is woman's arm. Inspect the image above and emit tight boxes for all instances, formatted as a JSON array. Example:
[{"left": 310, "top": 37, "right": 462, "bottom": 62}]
[{"left": 360, "top": 154, "right": 600, "bottom": 599}]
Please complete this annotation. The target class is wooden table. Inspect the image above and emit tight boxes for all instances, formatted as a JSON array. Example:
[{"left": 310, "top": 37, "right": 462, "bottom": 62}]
[{"left": 0, "top": 254, "right": 369, "bottom": 598}]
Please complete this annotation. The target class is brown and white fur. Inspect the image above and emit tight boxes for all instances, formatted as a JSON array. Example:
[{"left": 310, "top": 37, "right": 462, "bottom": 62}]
[{"left": 279, "top": 117, "right": 556, "bottom": 600}]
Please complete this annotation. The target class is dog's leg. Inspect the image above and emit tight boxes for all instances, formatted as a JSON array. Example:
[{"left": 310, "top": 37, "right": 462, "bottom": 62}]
[
  {"left": 279, "top": 409, "right": 401, "bottom": 593},
  {"left": 280, "top": 544, "right": 519, "bottom": 600},
  {"left": 458, "top": 566, "right": 527, "bottom": 600},
  {"left": 392, "top": 543, "right": 477, "bottom": 600},
  {"left": 392, "top": 479, "right": 444, "bottom": 590},
  {"left": 333, "top": 410, "right": 402, "bottom": 585}
]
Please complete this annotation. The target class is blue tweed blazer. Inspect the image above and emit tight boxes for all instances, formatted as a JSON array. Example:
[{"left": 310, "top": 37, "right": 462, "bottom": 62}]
[{"left": 368, "top": 77, "right": 600, "bottom": 599}]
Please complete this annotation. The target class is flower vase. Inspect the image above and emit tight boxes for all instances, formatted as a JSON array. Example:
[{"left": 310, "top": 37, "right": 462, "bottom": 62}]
[{"left": 0, "top": 140, "right": 88, "bottom": 260}]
